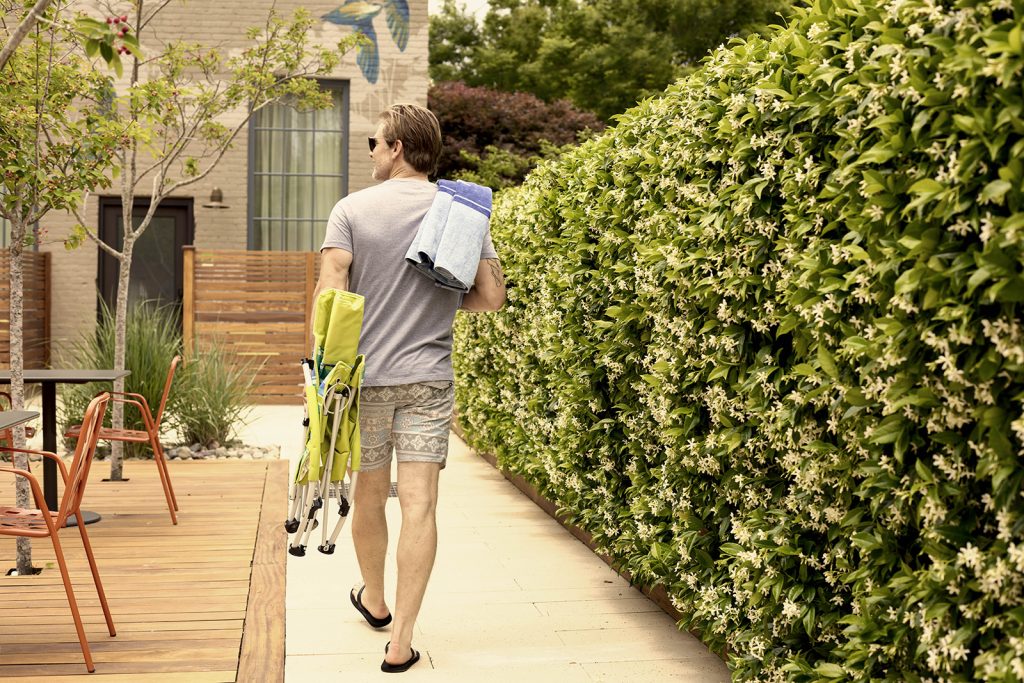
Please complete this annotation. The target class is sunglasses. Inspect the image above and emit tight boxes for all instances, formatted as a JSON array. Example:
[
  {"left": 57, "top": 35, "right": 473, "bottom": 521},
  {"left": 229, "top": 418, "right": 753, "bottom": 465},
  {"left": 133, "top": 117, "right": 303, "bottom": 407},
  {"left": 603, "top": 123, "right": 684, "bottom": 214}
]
[{"left": 368, "top": 136, "right": 393, "bottom": 152}]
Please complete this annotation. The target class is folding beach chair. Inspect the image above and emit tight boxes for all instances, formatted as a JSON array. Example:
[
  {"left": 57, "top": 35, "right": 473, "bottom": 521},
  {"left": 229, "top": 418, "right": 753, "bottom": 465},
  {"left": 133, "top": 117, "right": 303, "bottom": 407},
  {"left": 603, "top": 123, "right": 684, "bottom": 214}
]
[{"left": 286, "top": 288, "right": 365, "bottom": 556}]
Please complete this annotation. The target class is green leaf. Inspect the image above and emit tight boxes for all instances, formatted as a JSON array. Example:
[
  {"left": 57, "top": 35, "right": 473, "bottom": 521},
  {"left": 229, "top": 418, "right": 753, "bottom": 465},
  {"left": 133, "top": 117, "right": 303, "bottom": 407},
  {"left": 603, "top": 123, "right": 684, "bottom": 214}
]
[
  {"left": 793, "top": 363, "right": 816, "bottom": 377},
  {"left": 803, "top": 605, "right": 816, "bottom": 637},
  {"left": 908, "top": 178, "right": 943, "bottom": 195},
  {"left": 815, "top": 663, "right": 846, "bottom": 678},
  {"left": 1010, "top": 25, "right": 1022, "bottom": 54},
  {"left": 979, "top": 179, "right": 1011, "bottom": 204},
  {"left": 818, "top": 345, "right": 839, "bottom": 379},
  {"left": 708, "top": 364, "right": 730, "bottom": 381}
]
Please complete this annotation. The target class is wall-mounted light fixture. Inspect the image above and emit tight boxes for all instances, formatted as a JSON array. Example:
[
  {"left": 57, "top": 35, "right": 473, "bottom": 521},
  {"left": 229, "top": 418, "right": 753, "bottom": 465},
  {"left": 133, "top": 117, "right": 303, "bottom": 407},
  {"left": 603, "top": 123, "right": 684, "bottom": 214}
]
[{"left": 202, "top": 187, "right": 230, "bottom": 209}]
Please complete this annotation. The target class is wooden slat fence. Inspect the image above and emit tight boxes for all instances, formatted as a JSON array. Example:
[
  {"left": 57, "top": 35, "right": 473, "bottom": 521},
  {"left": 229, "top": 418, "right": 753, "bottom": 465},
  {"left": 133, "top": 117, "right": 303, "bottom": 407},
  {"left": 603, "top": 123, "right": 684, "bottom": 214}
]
[
  {"left": 0, "top": 250, "right": 50, "bottom": 370},
  {"left": 183, "top": 247, "right": 319, "bottom": 404}
]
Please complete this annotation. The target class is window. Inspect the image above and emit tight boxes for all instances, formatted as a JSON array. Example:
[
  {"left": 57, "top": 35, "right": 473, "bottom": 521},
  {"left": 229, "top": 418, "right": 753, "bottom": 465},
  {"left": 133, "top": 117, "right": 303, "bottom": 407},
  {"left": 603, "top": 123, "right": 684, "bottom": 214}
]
[{"left": 249, "top": 82, "right": 349, "bottom": 251}]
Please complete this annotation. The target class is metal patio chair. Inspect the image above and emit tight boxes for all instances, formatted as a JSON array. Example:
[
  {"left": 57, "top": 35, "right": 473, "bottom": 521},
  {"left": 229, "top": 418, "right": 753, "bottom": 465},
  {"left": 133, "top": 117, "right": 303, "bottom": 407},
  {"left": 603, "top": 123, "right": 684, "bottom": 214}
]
[
  {"left": 65, "top": 356, "right": 181, "bottom": 524},
  {"left": 0, "top": 393, "right": 115, "bottom": 673}
]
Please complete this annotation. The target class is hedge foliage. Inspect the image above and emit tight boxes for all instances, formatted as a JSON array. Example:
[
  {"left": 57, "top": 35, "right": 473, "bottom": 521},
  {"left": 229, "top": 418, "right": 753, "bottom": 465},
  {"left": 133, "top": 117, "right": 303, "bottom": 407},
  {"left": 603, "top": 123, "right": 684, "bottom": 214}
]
[{"left": 452, "top": 0, "right": 1024, "bottom": 680}]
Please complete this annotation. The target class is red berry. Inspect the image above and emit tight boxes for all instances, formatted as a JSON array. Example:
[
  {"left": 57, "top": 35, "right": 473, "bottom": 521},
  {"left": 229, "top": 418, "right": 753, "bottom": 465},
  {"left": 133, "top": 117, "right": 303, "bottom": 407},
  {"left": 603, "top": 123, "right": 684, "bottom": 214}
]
[
  {"left": 118, "top": 30, "right": 125, "bottom": 37},
  {"left": 112, "top": 17, "right": 119, "bottom": 24},
  {"left": 106, "top": 17, "right": 113, "bottom": 24},
  {"left": 121, "top": 15, "right": 128, "bottom": 22}
]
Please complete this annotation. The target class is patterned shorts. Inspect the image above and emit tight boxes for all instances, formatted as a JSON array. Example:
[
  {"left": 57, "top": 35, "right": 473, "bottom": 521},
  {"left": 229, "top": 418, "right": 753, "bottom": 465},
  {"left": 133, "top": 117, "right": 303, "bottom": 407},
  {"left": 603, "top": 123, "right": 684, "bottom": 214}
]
[{"left": 358, "top": 381, "right": 455, "bottom": 471}]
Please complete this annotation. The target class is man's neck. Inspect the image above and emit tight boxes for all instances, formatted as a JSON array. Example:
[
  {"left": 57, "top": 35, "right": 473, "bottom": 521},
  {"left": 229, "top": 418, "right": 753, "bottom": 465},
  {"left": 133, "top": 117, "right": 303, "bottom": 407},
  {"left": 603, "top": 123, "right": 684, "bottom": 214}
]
[{"left": 388, "top": 163, "right": 428, "bottom": 182}]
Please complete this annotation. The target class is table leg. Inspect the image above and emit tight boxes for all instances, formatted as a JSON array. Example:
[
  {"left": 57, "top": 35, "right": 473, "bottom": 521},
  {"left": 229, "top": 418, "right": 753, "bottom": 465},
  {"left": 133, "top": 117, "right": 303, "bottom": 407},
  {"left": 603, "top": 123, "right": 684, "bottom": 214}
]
[
  {"left": 41, "top": 382, "right": 58, "bottom": 512},
  {"left": 41, "top": 382, "right": 101, "bottom": 526}
]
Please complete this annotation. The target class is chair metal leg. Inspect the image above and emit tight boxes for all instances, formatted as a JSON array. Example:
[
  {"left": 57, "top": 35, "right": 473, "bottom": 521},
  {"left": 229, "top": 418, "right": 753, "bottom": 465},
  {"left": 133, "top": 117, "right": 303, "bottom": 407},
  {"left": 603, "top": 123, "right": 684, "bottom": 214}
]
[
  {"left": 149, "top": 433, "right": 178, "bottom": 524},
  {"left": 50, "top": 530, "right": 95, "bottom": 672},
  {"left": 77, "top": 514, "right": 117, "bottom": 637},
  {"left": 153, "top": 438, "right": 179, "bottom": 511}
]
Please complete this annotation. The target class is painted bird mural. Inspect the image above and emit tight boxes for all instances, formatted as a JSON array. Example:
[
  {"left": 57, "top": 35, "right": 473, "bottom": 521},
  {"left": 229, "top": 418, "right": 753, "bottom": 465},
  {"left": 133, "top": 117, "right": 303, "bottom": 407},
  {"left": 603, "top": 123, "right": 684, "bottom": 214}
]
[{"left": 322, "top": 0, "right": 410, "bottom": 84}]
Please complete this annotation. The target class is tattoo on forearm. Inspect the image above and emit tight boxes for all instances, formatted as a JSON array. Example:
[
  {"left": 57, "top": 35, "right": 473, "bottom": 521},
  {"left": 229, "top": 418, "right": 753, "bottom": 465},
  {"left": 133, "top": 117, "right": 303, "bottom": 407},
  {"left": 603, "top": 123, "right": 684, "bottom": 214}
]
[{"left": 488, "top": 260, "right": 505, "bottom": 288}]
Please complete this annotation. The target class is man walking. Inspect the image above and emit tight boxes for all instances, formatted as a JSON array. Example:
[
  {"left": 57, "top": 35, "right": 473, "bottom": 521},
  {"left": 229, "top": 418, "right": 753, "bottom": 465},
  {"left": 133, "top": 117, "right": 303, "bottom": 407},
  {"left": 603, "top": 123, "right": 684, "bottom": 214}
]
[{"left": 314, "top": 103, "right": 506, "bottom": 673}]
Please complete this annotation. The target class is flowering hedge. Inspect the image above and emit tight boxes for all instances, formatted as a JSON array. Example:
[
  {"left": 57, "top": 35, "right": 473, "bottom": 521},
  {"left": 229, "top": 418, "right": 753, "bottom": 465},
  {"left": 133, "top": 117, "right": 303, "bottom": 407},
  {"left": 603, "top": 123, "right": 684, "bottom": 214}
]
[{"left": 452, "top": 0, "right": 1024, "bottom": 680}]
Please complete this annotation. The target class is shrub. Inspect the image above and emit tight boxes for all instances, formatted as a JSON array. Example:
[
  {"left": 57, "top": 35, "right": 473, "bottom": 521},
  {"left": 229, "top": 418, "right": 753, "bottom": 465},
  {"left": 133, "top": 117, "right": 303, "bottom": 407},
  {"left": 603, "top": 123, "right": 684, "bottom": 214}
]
[
  {"left": 428, "top": 80, "right": 603, "bottom": 184},
  {"left": 166, "top": 340, "right": 258, "bottom": 448},
  {"left": 453, "top": 0, "right": 1024, "bottom": 680},
  {"left": 60, "top": 301, "right": 181, "bottom": 458}
]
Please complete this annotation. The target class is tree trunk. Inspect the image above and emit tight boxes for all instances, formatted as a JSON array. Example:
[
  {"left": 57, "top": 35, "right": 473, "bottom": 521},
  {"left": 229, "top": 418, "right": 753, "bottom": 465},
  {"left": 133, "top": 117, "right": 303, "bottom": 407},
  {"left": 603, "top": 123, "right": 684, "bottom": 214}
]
[
  {"left": 8, "top": 220, "right": 34, "bottom": 574},
  {"left": 108, "top": 235, "right": 133, "bottom": 481}
]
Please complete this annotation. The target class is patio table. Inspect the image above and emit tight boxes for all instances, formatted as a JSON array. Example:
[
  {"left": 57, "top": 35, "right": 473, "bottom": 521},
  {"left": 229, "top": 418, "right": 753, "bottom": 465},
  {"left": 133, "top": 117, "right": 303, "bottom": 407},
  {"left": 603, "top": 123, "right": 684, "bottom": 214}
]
[
  {"left": 0, "top": 410, "right": 39, "bottom": 433},
  {"left": 0, "top": 370, "right": 130, "bottom": 525}
]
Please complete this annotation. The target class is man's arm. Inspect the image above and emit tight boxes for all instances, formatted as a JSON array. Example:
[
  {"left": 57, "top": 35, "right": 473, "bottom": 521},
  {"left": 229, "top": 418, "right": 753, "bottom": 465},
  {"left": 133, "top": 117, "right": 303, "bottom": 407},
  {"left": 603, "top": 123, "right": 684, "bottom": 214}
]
[
  {"left": 309, "top": 248, "right": 352, "bottom": 346},
  {"left": 460, "top": 258, "right": 506, "bottom": 312}
]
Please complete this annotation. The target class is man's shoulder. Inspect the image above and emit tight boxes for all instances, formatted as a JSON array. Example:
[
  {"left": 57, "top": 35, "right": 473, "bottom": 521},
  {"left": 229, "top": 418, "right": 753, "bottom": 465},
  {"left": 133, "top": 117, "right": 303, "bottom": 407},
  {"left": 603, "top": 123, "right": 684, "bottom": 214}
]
[
  {"left": 342, "top": 180, "right": 436, "bottom": 207},
  {"left": 329, "top": 181, "right": 437, "bottom": 227}
]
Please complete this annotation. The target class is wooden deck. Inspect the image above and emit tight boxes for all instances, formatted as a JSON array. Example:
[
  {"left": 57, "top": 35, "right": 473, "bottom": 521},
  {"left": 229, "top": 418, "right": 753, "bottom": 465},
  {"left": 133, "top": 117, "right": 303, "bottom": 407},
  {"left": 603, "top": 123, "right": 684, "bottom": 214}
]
[{"left": 0, "top": 458, "right": 288, "bottom": 681}]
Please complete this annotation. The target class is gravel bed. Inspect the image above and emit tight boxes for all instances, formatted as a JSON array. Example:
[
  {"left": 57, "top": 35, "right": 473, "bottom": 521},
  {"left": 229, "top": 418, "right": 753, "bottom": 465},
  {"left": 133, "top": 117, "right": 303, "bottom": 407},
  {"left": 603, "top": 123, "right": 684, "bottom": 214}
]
[{"left": 167, "top": 441, "right": 281, "bottom": 461}]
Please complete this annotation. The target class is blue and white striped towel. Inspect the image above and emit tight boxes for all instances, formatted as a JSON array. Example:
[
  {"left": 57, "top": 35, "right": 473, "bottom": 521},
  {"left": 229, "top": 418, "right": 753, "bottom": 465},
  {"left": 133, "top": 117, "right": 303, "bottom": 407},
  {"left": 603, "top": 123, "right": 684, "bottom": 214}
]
[{"left": 405, "top": 180, "right": 492, "bottom": 293}]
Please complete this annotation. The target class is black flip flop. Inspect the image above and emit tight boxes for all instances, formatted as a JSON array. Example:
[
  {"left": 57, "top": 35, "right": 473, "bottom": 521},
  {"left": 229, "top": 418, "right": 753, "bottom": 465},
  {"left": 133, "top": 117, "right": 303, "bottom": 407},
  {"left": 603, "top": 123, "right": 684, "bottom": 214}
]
[
  {"left": 381, "top": 645, "right": 420, "bottom": 673},
  {"left": 350, "top": 585, "right": 392, "bottom": 628}
]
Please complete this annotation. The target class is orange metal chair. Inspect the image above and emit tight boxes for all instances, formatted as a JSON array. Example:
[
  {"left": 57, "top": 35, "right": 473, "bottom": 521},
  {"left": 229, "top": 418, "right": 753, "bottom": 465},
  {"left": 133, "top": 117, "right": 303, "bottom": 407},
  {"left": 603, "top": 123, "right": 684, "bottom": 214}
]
[
  {"left": 0, "top": 391, "right": 36, "bottom": 444},
  {"left": 0, "top": 393, "right": 115, "bottom": 673},
  {"left": 64, "top": 356, "right": 181, "bottom": 525}
]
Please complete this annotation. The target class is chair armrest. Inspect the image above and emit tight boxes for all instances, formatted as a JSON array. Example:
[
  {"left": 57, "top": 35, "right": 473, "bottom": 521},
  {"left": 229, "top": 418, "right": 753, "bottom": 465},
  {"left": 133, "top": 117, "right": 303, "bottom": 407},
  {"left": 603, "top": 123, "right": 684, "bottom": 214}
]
[
  {"left": 0, "top": 466, "right": 50, "bottom": 513},
  {"left": 0, "top": 447, "right": 69, "bottom": 484},
  {"left": 106, "top": 396, "right": 157, "bottom": 432},
  {"left": 108, "top": 391, "right": 154, "bottom": 415}
]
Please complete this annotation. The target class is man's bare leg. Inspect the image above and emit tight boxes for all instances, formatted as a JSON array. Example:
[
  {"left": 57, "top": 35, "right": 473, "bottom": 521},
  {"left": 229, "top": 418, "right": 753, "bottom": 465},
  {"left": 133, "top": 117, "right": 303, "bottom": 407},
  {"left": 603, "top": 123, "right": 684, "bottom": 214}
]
[
  {"left": 351, "top": 463, "right": 393, "bottom": 620},
  {"left": 385, "top": 460, "right": 440, "bottom": 665}
]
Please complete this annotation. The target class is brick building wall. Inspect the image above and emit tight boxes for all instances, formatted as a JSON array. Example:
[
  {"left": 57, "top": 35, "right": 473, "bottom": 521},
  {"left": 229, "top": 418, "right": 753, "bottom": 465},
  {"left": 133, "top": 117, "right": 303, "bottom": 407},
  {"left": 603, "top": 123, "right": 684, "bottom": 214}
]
[{"left": 41, "top": 0, "right": 429, "bottom": 359}]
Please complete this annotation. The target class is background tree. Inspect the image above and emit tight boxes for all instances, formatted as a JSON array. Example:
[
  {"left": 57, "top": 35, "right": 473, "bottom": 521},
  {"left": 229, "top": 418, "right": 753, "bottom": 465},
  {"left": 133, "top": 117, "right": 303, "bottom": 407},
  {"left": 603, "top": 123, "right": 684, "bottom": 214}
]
[
  {"left": 430, "top": 0, "right": 793, "bottom": 120},
  {"left": 429, "top": 80, "right": 602, "bottom": 187},
  {"left": 64, "top": 2, "right": 359, "bottom": 481},
  {"left": 0, "top": 0, "right": 126, "bottom": 574},
  {"left": 427, "top": 0, "right": 481, "bottom": 83}
]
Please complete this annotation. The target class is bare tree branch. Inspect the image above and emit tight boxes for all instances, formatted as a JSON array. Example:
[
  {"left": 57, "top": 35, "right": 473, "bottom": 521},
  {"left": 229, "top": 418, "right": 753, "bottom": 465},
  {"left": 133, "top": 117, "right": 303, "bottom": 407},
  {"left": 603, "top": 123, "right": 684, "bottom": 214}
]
[
  {"left": 138, "top": 0, "right": 173, "bottom": 32},
  {"left": 71, "top": 204, "right": 122, "bottom": 259},
  {"left": 161, "top": 88, "right": 298, "bottom": 196},
  {"left": 0, "top": 0, "right": 55, "bottom": 71}
]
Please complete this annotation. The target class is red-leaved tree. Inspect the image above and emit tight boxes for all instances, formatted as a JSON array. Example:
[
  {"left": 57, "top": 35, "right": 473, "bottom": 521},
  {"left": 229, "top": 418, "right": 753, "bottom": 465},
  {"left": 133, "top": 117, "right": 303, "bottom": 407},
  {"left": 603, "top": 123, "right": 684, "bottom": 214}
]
[{"left": 429, "top": 81, "right": 603, "bottom": 186}]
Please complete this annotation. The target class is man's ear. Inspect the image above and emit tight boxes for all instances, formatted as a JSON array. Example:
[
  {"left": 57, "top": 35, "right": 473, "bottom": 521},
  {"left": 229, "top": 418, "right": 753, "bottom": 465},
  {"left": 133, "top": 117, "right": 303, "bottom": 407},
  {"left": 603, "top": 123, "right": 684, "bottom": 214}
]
[{"left": 391, "top": 138, "right": 404, "bottom": 160}]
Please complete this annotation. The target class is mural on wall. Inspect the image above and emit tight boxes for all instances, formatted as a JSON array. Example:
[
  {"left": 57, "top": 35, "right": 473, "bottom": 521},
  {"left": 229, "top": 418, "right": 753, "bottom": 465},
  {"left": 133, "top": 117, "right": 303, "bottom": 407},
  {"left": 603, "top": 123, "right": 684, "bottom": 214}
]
[{"left": 322, "top": 0, "right": 410, "bottom": 84}]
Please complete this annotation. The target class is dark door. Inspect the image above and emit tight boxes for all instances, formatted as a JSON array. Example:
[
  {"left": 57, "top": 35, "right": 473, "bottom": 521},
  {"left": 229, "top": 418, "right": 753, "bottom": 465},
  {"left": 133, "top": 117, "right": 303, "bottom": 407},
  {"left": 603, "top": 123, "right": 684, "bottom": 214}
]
[{"left": 98, "top": 197, "right": 194, "bottom": 318}]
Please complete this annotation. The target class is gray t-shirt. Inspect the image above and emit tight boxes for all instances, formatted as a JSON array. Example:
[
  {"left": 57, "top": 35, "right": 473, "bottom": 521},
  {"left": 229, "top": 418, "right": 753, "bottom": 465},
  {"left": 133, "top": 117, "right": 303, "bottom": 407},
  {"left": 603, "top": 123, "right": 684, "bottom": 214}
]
[{"left": 320, "top": 178, "right": 498, "bottom": 387}]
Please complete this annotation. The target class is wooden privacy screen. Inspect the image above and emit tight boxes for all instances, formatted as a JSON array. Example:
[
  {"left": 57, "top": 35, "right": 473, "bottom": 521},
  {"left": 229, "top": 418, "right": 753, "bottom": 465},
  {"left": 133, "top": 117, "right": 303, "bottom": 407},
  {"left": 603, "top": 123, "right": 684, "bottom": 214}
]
[
  {"left": 184, "top": 247, "right": 320, "bottom": 404},
  {"left": 0, "top": 250, "right": 50, "bottom": 369}
]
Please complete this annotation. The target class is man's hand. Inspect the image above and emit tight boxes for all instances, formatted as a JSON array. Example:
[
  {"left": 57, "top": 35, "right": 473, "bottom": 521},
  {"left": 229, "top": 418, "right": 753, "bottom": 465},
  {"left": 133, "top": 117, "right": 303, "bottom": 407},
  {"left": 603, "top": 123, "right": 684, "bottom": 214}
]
[{"left": 461, "top": 258, "right": 506, "bottom": 312}]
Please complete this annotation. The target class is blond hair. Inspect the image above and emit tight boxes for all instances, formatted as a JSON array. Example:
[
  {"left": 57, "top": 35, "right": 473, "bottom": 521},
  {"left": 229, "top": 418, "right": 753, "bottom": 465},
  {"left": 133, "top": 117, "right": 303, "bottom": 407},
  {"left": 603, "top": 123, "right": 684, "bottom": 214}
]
[{"left": 378, "top": 103, "right": 442, "bottom": 175}]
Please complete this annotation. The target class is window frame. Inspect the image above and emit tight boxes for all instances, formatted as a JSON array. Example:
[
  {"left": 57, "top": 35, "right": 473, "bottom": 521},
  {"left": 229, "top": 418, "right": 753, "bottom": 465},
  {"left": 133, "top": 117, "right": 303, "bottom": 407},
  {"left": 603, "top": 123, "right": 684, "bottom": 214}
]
[{"left": 247, "top": 80, "right": 350, "bottom": 252}]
